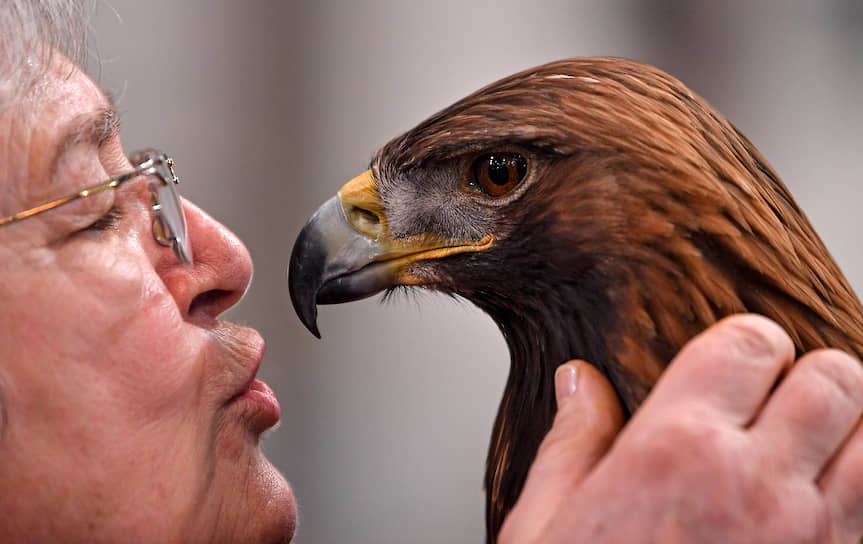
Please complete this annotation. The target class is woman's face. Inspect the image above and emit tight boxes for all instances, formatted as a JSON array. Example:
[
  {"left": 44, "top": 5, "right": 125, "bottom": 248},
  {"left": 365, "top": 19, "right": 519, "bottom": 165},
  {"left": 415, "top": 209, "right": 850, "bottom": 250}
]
[{"left": 0, "top": 55, "right": 295, "bottom": 543}]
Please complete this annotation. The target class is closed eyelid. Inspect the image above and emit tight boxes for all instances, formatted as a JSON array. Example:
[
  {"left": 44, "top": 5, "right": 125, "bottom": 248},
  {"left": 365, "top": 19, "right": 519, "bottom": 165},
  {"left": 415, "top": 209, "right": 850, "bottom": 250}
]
[{"left": 85, "top": 205, "right": 124, "bottom": 231}]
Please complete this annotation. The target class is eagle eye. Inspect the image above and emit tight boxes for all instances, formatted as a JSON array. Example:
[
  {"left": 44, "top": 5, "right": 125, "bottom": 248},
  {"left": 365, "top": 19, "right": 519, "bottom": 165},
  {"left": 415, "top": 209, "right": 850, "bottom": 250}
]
[{"left": 470, "top": 152, "right": 528, "bottom": 197}]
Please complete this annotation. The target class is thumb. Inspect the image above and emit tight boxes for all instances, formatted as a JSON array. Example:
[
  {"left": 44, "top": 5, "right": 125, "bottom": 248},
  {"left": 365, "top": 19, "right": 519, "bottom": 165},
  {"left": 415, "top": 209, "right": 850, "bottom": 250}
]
[{"left": 500, "top": 361, "right": 625, "bottom": 543}]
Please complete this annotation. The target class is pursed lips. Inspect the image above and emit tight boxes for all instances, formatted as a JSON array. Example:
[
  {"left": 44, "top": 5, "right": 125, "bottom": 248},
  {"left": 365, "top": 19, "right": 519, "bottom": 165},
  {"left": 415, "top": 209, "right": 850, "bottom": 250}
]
[{"left": 215, "top": 325, "right": 281, "bottom": 433}]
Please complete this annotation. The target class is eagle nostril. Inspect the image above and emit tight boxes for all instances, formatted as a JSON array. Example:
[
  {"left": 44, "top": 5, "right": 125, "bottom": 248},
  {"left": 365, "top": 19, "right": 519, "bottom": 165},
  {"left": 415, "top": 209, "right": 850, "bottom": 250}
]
[{"left": 345, "top": 204, "right": 383, "bottom": 239}]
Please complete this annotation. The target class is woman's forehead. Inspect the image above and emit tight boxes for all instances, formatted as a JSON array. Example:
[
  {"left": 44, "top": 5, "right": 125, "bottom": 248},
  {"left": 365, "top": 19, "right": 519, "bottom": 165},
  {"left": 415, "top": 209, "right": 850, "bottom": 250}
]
[{"left": 0, "top": 55, "right": 113, "bottom": 212}]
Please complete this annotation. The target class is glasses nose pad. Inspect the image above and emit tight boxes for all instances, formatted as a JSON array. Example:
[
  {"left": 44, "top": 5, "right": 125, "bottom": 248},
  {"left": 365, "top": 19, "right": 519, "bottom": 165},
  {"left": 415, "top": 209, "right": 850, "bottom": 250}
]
[
  {"left": 150, "top": 192, "right": 172, "bottom": 247},
  {"left": 152, "top": 216, "right": 172, "bottom": 246}
]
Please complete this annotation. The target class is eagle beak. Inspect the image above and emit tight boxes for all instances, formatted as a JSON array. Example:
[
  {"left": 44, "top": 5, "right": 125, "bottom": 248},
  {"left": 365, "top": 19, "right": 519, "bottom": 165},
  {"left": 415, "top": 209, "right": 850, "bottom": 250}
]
[{"left": 288, "top": 170, "right": 494, "bottom": 337}]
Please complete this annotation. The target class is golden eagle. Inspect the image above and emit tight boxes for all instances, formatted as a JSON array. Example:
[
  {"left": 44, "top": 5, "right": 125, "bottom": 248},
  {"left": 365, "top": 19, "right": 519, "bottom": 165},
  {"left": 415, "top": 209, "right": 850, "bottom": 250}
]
[{"left": 288, "top": 57, "right": 863, "bottom": 542}]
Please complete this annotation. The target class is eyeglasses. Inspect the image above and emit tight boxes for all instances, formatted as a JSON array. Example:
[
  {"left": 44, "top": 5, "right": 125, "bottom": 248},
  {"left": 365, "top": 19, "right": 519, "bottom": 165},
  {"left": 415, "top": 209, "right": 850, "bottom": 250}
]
[{"left": 0, "top": 148, "right": 193, "bottom": 265}]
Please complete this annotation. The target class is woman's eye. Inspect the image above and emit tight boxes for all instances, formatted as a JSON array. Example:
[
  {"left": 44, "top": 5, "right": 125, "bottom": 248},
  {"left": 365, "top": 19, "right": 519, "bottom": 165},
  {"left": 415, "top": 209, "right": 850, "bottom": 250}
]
[
  {"left": 469, "top": 152, "right": 529, "bottom": 197},
  {"left": 84, "top": 205, "right": 123, "bottom": 232}
]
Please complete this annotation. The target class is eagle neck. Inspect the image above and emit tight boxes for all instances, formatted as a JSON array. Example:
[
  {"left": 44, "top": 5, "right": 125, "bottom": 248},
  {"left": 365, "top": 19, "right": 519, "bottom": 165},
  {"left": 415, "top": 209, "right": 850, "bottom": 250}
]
[{"left": 475, "top": 280, "right": 618, "bottom": 542}]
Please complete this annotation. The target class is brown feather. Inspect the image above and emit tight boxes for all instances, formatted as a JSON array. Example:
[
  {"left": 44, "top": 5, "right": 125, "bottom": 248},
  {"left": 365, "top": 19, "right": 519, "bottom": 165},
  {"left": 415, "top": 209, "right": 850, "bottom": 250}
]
[{"left": 374, "top": 57, "right": 863, "bottom": 542}]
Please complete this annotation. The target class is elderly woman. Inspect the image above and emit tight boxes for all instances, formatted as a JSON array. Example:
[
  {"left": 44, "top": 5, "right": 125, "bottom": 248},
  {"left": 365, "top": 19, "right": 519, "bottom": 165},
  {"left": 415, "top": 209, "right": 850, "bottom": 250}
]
[
  {"left": 0, "top": 1, "right": 296, "bottom": 542},
  {"left": 2, "top": 1, "right": 863, "bottom": 543}
]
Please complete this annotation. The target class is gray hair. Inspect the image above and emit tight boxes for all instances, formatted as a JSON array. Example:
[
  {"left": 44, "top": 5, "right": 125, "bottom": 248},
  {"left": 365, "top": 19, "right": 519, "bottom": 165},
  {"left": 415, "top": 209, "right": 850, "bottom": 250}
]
[{"left": 0, "top": 0, "right": 92, "bottom": 110}]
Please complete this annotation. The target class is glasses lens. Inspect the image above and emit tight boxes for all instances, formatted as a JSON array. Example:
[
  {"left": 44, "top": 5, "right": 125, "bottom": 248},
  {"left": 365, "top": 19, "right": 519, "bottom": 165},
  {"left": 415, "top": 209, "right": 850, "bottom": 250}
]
[{"left": 144, "top": 153, "right": 193, "bottom": 265}]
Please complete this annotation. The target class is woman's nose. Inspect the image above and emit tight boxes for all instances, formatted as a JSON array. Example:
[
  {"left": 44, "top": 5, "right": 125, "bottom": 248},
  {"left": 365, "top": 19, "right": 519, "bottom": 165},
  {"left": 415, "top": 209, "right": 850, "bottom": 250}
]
[{"left": 157, "top": 199, "right": 253, "bottom": 322}]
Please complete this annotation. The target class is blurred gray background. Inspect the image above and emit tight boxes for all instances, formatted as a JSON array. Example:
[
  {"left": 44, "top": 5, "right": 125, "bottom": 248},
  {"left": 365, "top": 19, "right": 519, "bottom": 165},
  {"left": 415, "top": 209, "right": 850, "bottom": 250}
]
[{"left": 88, "top": 1, "right": 862, "bottom": 543}]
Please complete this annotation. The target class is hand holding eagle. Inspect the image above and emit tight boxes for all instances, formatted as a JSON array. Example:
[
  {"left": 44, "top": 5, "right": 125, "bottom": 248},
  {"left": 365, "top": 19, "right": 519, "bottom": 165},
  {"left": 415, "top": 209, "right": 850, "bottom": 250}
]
[{"left": 288, "top": 57, "right": 863, "bottom": 542}]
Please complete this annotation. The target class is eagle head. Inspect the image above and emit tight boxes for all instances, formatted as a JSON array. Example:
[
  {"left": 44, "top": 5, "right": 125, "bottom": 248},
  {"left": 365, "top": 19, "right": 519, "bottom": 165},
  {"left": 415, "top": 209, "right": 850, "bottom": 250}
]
[{"left": 288, "top": 57, "right": 863, "bottom": 542}]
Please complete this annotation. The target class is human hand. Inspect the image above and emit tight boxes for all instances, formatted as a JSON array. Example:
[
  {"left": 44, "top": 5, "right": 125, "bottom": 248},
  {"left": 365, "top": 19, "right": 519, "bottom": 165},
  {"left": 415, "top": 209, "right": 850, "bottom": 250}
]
[{"left": 500, "top": 314, "right": 863, "bottom": 543}]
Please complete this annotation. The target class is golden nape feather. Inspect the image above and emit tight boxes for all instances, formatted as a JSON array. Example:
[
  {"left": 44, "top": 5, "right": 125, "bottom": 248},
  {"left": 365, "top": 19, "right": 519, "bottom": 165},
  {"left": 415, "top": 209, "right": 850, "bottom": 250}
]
[{"left": 288, "top": 57, "right": 863, "bottom": 543}]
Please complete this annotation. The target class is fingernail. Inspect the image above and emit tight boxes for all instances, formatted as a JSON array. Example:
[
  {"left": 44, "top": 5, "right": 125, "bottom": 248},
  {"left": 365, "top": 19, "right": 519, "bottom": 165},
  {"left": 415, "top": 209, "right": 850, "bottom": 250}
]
[{"left": 555, "top": 362, "right": 579, "bottom": 406}]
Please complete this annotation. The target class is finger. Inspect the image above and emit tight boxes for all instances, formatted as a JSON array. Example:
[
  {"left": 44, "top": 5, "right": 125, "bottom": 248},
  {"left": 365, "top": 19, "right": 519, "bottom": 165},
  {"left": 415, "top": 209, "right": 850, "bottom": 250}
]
[
  {"left": 819, "top": 418, "right": 863, "bottom": 541},
  {"left": 639, "top": 314, "right": 794, "bottom": 426},
  {"left": 499, "top": 361, "right": 624, "bottom": 543},
  {"left": 751, "top": 348, "right": 863, "bottom": 479}
]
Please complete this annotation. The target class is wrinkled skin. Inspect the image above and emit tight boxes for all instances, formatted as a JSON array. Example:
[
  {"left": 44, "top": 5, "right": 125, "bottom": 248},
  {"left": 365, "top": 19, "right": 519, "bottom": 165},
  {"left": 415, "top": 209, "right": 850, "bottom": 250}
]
[{"left": 0, "top": 55, "right": 295, "bottom": 542}]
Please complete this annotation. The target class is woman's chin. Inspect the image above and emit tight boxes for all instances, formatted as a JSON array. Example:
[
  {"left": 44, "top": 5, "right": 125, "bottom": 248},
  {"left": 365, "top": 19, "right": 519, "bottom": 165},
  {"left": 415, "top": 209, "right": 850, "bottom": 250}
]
[{"left": 249, "top": 456, "right": 298, "bottom": 543}]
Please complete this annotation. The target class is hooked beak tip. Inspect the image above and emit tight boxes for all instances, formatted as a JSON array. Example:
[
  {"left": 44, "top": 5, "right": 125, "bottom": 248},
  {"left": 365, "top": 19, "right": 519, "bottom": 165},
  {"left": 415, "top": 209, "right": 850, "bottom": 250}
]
[{"left": 288, "top": 264, "right": 323, "bottom": 340}]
